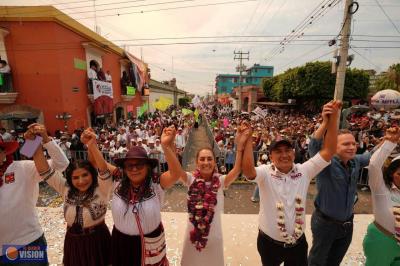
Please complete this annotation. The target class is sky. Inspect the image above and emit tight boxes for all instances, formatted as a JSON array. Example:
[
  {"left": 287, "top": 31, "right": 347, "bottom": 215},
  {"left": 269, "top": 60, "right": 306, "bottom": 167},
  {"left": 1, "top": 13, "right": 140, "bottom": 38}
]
[{"left": 1, "top": 0, "right": 400, "bottom": 96}]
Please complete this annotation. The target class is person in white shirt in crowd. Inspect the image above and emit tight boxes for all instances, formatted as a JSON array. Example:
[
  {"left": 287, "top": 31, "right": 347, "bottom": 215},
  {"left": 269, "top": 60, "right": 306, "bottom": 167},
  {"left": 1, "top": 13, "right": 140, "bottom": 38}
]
[
  {"left": 0, "top": 123, "right": 69, "bottom": 265},
  {"left": 117, "top": 128, "right": 127, "bottom": 144},
  {"left": 88, "top": 61, "right": 98, "bottom": 80},
  {"left": 147, "top": 139, "right": 158, "bottom": 155},
  {"left": 242, "top": 101, "right": 341, "bottom": 266},
  {"left": 155, "top": 138, "right": 167, "bottom": 172},
  {"left": 115, "top": 141, "right": 128, "bottom": 157},
  {"left": 0, "top": 127, "right": 13, "bottom": 141},
  {"left": 175, "top": 127, "right": 186, "bottom": 149},
  {"left": 141, "top": 138, "right": 150, "bottom": 154},
  {"left": 363, "top": 126, "right": 400, "bottom": 266},
  {"left": 59, "top": 135, "right": 72, "bottom": 160},
  {"left": 105, "top": 70, "right": 112, "bottom": 82}
]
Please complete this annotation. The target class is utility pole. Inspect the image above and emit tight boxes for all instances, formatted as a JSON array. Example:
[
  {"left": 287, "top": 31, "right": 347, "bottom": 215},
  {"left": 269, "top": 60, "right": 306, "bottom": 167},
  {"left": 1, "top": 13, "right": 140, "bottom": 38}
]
[
  {"left": 234, "top": 50, "right": 249, "bottom": 111},
  {"left": 333, "top": 0, "right": 356, "bottom": 101}
]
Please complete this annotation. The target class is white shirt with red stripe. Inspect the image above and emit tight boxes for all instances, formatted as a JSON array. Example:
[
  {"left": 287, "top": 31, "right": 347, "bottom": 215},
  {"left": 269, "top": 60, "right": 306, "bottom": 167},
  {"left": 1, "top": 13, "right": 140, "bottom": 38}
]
[
  {"left": 0, "top": 140, "right": 69, "bottom": 256},
  {"left": 252, "top": 153, "right": 330, "bottom": 242}
]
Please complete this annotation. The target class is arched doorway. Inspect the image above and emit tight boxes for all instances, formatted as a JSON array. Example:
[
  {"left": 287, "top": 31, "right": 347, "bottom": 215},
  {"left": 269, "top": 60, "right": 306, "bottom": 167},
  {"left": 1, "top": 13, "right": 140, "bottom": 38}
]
[
  {"left": 116, "top": 106, "right": 125, "bottom": 122},
  {"left": 242, "top": 97, "right": 249, "bottom": 112}
]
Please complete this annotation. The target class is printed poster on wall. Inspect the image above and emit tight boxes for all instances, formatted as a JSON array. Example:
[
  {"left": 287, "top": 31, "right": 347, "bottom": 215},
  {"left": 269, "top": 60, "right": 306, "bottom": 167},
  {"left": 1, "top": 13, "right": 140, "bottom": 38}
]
[{"left": 93, "top": 80, "right": 114, "bottom": 116}]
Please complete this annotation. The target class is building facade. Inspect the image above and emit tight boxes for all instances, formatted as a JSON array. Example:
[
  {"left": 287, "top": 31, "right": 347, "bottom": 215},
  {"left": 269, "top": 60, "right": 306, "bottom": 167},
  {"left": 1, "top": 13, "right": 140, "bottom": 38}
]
[
  {"left": 215, "top": 64, "right": 274, "bottom": 95},
  {"left": 0, "top": 6, "right": 184, "bottom": 134}
]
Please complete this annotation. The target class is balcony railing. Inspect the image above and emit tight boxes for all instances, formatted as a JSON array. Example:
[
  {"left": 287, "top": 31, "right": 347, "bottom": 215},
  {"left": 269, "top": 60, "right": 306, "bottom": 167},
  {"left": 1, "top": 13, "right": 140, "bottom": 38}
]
[
  {"left": 0, "top": 73, "right": 18, "bottom": 104},
  {"left": 0, "top": 73, "right": 14, "bottom": 93}
]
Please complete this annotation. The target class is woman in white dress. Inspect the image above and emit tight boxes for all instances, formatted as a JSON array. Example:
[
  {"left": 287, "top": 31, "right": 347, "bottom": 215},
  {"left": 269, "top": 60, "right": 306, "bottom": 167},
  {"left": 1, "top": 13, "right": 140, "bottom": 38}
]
[
  {"left": 363, "top": 126, "right": 400, "bottom": 266},
  {"left": 160, "top": 124, "right": 250, "bottom": 266}
]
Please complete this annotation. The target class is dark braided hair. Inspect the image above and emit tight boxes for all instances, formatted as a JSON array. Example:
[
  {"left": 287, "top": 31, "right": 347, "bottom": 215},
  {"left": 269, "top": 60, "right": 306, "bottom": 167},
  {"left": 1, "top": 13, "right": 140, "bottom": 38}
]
[
  {"left": 383, "top": 159, "right": 400, "bottom": 189},
  {"left": 65, "top": 160, "right": 98, "bottom": 200},
  {"left": 116, "top": 165, "right": 155, "bottom": 215}
]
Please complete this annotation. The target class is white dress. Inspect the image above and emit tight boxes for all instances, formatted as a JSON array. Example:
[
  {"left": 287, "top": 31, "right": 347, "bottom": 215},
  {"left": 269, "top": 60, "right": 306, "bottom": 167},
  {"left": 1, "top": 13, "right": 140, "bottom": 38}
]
[{"left": 181, "top": 173, "right": 225, "bottom": 266}]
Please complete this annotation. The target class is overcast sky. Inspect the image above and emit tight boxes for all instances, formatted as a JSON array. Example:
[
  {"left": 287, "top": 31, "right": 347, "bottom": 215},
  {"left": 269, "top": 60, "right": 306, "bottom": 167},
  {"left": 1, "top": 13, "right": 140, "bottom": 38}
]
[{"left": 1, "top": 0, "right": 400, "bottom": 95}]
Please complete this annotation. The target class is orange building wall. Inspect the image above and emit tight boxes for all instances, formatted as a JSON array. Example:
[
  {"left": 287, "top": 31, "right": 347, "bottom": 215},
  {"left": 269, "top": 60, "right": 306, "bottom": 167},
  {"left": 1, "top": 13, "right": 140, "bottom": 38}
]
[{"left": 0, "top": 20, "right": 140, "bottom": 134}]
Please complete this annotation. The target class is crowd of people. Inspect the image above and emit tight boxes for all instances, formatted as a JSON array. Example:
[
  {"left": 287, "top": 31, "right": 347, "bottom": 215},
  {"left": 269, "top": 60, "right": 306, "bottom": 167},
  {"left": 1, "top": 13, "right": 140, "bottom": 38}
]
[{"left": 0, "top": 98, "right": 399, "bottom": 266}]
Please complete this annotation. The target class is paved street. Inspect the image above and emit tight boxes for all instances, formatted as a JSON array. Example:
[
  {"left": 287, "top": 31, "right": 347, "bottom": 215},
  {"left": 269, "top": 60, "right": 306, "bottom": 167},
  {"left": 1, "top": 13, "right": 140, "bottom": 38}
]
[{"left": 38, "top": 208, "right": 369, "bottom": 266}]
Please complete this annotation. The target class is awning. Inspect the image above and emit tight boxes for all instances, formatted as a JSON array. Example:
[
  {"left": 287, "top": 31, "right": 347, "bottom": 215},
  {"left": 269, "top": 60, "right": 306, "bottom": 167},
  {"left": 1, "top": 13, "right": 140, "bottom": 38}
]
[{"left": 124, "top": 51, "right": 149, "bottom": 91}]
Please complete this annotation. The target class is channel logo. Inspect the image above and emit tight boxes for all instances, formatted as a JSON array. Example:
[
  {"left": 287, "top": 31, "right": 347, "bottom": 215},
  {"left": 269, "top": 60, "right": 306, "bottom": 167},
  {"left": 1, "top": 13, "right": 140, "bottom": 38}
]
[{"left": 2, "top": 245, "right": 47, "bottom": 263}]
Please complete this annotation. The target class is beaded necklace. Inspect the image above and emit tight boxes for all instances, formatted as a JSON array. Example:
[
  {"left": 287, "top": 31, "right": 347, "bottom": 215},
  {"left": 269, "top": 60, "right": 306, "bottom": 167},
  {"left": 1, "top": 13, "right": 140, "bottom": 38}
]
[
  {"left": 276, "top": 196, "right": 305, "bottom": 244},
  {"left": 187, "top": 169, "right": 221, "bottom": 251}
]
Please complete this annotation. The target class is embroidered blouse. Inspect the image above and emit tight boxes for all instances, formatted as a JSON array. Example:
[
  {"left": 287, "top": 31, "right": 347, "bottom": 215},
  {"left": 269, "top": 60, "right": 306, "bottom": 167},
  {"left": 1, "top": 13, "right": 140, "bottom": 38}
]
[
  {"left": 45, "top": 170, "right": 113, "bottom": 228},
  {"left": 111, "top": 179, "right": 164, "bottom": 236}
]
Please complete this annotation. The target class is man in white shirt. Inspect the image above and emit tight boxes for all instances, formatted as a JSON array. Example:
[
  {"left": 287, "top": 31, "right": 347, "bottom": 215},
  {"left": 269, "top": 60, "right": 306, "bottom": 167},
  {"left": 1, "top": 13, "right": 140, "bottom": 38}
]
[
  {"left": 117, "top": 128, "right": 127, "bottom": 144},
  {"left": 175, "top": 127, "right": 186, "bottom": 149},
  {"left": 0, "top": 128, "right": 13, "bottom": 142},
  {"left": 105, "top": 70, "right": 112, "bottom": 82},
  {"left": 0, "top": 123, "right": 69, "bottom": 265},
  {"left": 242, "top": 101, "right": 341, "bottom": 266}
]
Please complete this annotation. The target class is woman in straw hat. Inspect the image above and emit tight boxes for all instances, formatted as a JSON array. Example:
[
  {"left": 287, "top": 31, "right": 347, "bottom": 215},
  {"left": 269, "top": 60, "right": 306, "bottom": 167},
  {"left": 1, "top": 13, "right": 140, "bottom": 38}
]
[
  {"left": 363, "top": 126, "right": 400, "bottom": 266},
  {"left": 83, "top": 127, "right": 179, "bottom": 266}
]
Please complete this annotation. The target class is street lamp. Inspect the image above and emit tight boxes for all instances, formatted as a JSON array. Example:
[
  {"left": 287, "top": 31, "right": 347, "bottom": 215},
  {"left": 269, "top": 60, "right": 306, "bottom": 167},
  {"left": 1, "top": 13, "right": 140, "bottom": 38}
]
[{"left": 55, "top": 112, "right": 72, "bottom": 131}]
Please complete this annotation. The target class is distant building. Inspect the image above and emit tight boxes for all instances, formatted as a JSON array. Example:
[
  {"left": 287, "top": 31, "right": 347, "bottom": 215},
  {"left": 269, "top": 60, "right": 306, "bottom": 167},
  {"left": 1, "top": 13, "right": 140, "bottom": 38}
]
[
  {"left": 215, "top": 64, "right": 273, "bottom": 95},
  {"left": 215, "top": 64, "right": 274, "bottom": 110}
]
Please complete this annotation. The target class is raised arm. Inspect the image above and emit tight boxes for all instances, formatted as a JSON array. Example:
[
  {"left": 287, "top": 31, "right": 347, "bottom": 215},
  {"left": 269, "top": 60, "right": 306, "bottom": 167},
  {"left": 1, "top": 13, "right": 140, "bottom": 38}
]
[
  {"left": 319, "top": 101, "right": 341, "bottom": 162},
  {"left": 27, "top": 123, "right": 70, "bottom": 172},
  {"left": 26, "top": 127, "right": 66, "bottom": 195},
  {"left": 368, "top": 127, "right": 400, "bottom": 190},
  {"left": 160, "top": 126, "right": 188, "bottom": 189},
  {"left": 224, "top": 124, "right": 251, "bottom": 187},
  {"left": 81, "top": 128, "right": 116, "bottom": 173},
  {"left": 312, "top": 102, "right": 332, "bottom": 140},
  {"left": 241, "top": 122, "right": 256, "bottom": 179}
]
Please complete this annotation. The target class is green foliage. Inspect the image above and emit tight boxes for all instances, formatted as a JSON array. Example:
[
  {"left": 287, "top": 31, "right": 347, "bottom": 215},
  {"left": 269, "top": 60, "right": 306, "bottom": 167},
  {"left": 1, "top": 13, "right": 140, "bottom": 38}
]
[
  {"left": 376, "top": 63, "right": 400, "bottom": 91},
  {"left": 263, "top": 61, "right": 370, "bottom": 109},
  {"left": 178, "top": 97, "right": 190, "bottom": 107}
]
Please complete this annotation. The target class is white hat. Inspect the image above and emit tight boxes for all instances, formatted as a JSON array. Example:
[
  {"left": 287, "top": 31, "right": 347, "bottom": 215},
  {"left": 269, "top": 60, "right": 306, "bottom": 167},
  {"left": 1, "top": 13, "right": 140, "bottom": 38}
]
[
  {"left": 156, "top": 139, "right": 160, "bottom": 142},
  {"left": 137, "top": 138, "right": 142, "bottom": 142},
  {"left": 261, "top": 154, "right": 268, "bottom": 160},
  {"left": 178, "top": 127, "right": 183, "bottom": 130},
  {"left": 148, "top": 139, "right": 155, "bottom": 144}
]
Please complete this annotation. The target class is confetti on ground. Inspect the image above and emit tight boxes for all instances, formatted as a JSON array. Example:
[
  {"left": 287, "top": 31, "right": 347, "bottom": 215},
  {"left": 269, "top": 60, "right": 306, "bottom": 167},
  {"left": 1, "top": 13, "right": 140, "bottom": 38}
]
[{"left": 37, "top": 208, "right": 370, "bottom": 265}]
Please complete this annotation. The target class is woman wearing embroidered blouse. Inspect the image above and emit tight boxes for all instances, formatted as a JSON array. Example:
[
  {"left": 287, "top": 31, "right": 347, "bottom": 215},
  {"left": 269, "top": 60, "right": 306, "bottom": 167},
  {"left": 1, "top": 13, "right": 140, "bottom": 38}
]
[
  {"left": 30, "top": 130, "right": 112, "bottom": 266},
  {"left": 364, "top": 126, "right": 400, "bottom": 266},
  {"left": 160, "top": 123, "right": 250, "bottom": 266},
  {"left": 85, "top": 127, "right": 179, "bottom": 266}
]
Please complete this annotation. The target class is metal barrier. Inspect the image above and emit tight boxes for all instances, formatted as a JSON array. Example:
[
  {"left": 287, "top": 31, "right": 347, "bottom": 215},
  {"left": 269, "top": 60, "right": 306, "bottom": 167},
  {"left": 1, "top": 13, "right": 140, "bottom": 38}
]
[{"left": 203, "top": 115, "right": 221, "bottom": 159}]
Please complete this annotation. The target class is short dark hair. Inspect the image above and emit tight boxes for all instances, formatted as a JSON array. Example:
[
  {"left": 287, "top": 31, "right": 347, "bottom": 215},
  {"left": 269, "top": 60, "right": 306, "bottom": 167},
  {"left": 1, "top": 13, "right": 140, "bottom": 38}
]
[{"left": 383, "top": 159, "right": 400, "bottom": 189}]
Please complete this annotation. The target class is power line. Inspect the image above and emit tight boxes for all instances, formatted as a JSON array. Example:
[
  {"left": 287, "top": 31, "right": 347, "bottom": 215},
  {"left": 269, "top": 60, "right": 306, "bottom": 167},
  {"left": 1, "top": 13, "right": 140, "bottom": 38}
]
[
  {"left": 350, "top": 46, "right": 382, "bottom": 70},
  {"left": 263, "top": 0, "right": 341, "bottom": 62},
  {"left": 80, "top": 0, "right": 258, "bottom": 19},
  {"left": 276, "top": 44, "right": 326, "bottom": 70},
  {"left": 374, "top": 0, "right": 400, "bottom": 35},
  {"left": 0, "top": 0, "right": 258, "bottom": 20},
  {"left": 7, "top": 39, "right": 400, "bottom": 51},
  {"left": 73, "top": 0, "right": 199, "bottom": 15}
]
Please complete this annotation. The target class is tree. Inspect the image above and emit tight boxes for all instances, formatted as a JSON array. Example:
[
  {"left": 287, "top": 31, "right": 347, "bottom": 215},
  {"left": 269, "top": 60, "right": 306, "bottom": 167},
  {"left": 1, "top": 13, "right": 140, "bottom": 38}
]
[
  {"left": 263, "top": 61, "right": 369, "bottom": 110},
  {"left": 178, "top": 97, "right": 190, "bottom": 107},
  {"left": 376, "top": 63, "right": 400, "bottom": 91}
]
